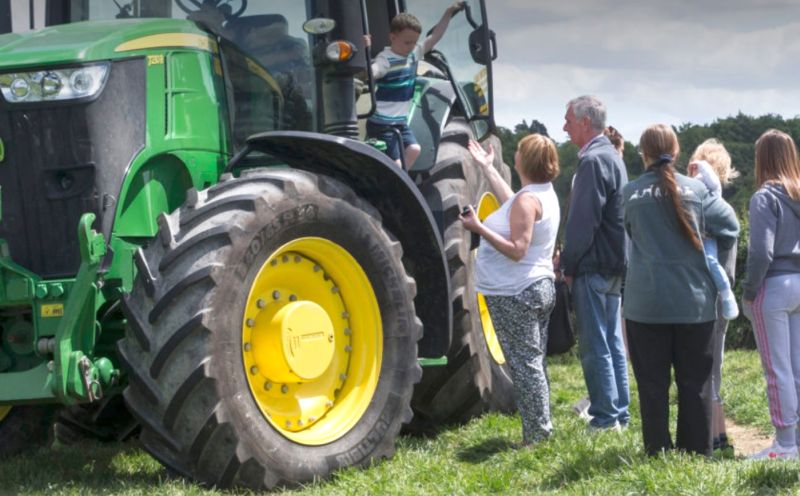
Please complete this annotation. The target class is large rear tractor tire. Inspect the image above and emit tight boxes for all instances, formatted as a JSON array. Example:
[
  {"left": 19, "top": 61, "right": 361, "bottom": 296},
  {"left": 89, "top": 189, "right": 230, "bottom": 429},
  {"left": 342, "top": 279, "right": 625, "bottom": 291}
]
[
  {"left": 0, "top": 405, "right": 55, "bottom": 458},
  {"left": 118, "top": 169, "right": 421, "bottom": 490},
  {"left": 410, "top": 119, "right": 515, "bottom": 430}
]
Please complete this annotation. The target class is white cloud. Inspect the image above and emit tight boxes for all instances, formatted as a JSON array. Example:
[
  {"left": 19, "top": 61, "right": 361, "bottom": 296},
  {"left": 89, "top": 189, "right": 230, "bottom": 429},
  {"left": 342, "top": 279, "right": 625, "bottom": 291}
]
[{"left": 488, "top": 1, "right": 800, "bottom": 144}]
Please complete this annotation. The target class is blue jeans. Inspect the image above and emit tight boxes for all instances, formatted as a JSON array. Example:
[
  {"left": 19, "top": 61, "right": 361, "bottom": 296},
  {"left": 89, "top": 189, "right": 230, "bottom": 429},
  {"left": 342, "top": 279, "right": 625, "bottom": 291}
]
[
  {"left": 366, "top": 121, "right": 418, "bottom": 161},
  {"left": 573, "top": 273, "right": 630, "bottom": 427}
]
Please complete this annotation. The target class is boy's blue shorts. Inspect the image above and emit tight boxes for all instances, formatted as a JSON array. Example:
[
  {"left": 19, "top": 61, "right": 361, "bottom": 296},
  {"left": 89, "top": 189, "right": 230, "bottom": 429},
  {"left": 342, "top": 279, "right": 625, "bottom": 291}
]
[{"left": 366, "top": 121, "right": 418, "bottom": 161}]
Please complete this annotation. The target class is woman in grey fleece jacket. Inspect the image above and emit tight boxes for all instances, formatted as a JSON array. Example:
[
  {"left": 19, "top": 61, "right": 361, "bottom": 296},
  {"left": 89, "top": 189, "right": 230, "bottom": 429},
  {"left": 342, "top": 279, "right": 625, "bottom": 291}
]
[
  {"left": 743, "top": 129, "right": 800, "bottom": 461},
  {"left": 623, "top": 124, "right": 739, "bottom": 457}
]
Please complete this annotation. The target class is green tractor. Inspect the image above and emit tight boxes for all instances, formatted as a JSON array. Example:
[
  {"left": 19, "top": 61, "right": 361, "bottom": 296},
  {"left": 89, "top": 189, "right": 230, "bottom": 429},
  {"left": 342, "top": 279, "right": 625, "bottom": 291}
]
[{"left": 0, "top": 0, "right": 513, "bottom": 489}]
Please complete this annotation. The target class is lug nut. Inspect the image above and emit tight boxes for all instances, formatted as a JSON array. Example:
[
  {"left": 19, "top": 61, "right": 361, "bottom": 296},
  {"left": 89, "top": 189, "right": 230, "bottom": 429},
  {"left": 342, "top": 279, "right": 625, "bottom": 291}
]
[
  {"left": 286, "top": 420, "right": 292, "bottom": 427},
  {"left": 272, "top": 290, "right": 281, "bottom": 300},
  {"left": 281, "top": 384, "right": 289, "bottom": 394},
  {"left": 344, "top": 345, "right": 352, "bottom": 353},
  {"left": 250, "top": 366, "right": 258, "bottom": 375},
  {"left": 289, "top": 294, "right": 297, "bottom": 302},
  {"left": 339, "top": 373, "right": 347, "bottom": 381},
  {"left": 264, "top": 382, "right": 272, "bottom": 390},
  {"left": 343, "top": 328, "right": 352, "bottom": 336},
  {"left": 246, "top": 318, "right": 255, "bottom": 327},
  {"left": 243, "top": 343, "right": 252, "bottom": 351},
  {"left": 270, "top": 259, "right": 278, "bottom": 266},
  {"left": 342, "top": 312, "right": 350, "bottom": 319},
  {"left": 313, "top": 264, "right": 321, "bottom": 272},
  {"left": 326, "top": 400, "right": 333, "bottom": 408},
  {"left": 256, "top": 299, "right": 266, "bottom": 308},
  {"left": 331, "top": 286, "right": 339, "bottom": 294},
  {"left": 294, "top": 255, "right": 301, "bottom": 263}
]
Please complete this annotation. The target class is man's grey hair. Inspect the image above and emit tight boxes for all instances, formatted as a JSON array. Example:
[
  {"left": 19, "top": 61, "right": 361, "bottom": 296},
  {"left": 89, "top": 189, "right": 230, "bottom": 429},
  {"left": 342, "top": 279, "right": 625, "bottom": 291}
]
[{"left": 568, "top": 95, "right": 606, "bottom": 132}]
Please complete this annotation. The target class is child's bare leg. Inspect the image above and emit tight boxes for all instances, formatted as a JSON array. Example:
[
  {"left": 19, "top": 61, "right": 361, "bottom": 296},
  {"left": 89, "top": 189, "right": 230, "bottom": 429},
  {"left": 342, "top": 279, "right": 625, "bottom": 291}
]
[
  {"left": 713, "top": 401, "right": 726, "bottom": 438},
  {"left": 405, "top": 144, "right": 421, "bottom": 169}
]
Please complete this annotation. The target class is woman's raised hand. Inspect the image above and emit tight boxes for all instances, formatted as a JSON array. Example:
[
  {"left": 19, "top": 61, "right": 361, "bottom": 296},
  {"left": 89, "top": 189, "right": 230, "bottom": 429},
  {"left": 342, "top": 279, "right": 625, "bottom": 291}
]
[{"left": 468, "top": 140, "right": 494, "bottom": 169}]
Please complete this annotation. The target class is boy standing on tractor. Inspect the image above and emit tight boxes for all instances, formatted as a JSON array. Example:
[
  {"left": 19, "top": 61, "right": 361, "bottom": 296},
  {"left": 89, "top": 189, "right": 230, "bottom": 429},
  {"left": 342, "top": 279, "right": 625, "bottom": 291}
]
[{"left": 365, "top": 2, "right": 465, "bottom": 169}]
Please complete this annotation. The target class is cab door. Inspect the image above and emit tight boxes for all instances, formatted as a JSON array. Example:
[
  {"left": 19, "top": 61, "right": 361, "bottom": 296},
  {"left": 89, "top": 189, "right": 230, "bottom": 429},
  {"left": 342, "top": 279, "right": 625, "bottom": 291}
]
[{"left": 403, "top": 0, "right": 496, "bottom": 139}]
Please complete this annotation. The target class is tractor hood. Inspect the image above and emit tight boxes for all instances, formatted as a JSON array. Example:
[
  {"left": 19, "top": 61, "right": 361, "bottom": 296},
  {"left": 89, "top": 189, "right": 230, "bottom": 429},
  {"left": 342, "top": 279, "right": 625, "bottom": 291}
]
[{"left": 0, "top": 19, "right": 211, "bottom": 70}]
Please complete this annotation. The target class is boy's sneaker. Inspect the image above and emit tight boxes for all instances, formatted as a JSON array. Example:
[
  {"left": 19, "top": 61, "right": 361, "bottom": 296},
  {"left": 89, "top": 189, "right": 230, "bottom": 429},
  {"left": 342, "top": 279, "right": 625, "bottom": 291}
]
[
  {"left": 748, "top": 440, "right": 798, "bottom": 461},
  {"left": 721, "top": 289, "right": 739, "bottom": 320}
]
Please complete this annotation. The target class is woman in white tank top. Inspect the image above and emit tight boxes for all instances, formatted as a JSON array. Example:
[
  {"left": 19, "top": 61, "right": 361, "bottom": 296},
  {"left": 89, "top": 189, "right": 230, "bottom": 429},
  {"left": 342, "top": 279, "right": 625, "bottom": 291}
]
[{"left": 460, "top": 134, "right": 560, "bottom": 446}]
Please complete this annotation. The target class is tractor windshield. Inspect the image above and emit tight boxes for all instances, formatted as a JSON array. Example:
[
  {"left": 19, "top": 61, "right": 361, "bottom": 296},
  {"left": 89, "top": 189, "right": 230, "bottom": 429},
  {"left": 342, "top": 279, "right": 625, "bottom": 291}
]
[{"left": 67, "top": 1, "right": 315, "bottom": 135}]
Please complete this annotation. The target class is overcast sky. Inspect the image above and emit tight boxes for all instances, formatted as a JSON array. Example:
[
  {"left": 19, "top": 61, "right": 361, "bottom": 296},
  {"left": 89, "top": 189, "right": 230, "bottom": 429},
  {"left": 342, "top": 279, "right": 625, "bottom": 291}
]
[{"left": 486, "top": 0, "right": 800, "bottom": 145}]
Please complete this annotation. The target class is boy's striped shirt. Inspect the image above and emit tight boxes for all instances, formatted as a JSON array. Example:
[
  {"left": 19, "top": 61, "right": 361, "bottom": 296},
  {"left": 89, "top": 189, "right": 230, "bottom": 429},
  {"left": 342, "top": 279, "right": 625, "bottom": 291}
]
[{"left": 369, "top": 44, "right": 423, "bottom": 125}]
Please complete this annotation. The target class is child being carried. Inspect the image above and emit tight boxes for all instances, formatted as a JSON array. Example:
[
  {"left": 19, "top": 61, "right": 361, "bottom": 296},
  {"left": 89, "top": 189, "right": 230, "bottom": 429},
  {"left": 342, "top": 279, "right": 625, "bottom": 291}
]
[{"left": 688, "top": 139, "right": 740, "bottom": 320}]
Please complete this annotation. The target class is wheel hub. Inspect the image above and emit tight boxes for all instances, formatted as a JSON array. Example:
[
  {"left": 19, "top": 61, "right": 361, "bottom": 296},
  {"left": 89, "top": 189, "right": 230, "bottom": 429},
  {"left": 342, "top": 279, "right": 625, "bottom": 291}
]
[{"left": 256, "top": 301, "right": 335, "bottom": 383}]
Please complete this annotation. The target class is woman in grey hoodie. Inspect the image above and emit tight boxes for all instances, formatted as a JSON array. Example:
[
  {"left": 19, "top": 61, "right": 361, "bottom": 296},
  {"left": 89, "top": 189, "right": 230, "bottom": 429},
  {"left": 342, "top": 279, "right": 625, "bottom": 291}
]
[{"left": 743, "top": 129, "right": 800, "bottom": 461}]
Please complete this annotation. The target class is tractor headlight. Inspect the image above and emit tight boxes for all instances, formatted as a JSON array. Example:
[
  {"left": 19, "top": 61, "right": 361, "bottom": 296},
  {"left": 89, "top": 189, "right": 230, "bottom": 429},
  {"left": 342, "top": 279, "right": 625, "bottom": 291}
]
[
  {"left": 8, "top": 77, "right": 30, "bottom": 100},
  {"left": 0, "top": 63, "right": 109, "bottom": 103}
]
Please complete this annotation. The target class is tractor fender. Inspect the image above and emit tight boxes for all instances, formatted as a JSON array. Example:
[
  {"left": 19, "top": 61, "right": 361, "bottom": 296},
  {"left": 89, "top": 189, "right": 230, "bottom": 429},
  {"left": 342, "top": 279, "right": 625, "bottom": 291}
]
[
  {"left": 243, "top": 131, "right": 452, "bottom": 358},
  {"left": 114, "top": 153, "right": 196, "bottom": 238}
]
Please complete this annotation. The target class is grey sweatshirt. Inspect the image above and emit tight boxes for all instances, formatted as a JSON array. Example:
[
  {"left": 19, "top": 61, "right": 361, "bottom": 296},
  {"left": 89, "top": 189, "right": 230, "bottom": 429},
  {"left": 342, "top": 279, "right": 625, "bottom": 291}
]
[{"left": 743, "top": 183, "right": 800, "bottom": 300}]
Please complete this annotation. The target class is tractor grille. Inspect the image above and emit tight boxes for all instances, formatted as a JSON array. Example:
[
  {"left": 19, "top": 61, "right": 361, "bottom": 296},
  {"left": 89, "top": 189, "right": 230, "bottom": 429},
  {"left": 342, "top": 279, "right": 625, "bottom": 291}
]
[{"left": 0, "top": 58, "right": 145, "bottom": 278}]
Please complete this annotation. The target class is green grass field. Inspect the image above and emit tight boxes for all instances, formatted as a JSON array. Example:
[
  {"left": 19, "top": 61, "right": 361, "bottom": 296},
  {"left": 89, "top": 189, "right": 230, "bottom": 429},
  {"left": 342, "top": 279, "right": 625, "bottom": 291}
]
[{"left": 2, "top": 350, "right": 797, "bottom": 495}]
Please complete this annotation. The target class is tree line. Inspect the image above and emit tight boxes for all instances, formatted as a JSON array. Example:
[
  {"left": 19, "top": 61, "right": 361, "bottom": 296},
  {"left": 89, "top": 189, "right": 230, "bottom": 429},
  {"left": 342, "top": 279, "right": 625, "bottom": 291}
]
[{"left": 495, "top": 112, "right": 800, "bottom": 348}]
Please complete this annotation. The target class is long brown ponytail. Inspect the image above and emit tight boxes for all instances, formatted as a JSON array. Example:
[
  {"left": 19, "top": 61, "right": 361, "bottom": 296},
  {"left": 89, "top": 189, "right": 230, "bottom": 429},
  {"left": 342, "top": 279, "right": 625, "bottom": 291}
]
[{"left": 639, "top": 124, "right": 703, "bottom": 251}]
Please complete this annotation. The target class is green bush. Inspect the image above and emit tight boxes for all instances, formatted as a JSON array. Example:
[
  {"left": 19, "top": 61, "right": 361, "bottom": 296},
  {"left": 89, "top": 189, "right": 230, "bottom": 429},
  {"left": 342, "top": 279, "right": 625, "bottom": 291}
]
[{"left": 728, "top": 209, "right": 755, "bottom": 349}]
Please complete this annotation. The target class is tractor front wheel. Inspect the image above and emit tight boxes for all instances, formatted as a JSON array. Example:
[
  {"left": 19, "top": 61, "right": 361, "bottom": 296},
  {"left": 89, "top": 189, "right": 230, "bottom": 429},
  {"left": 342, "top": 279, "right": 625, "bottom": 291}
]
[{"left": 119, "top": 169, "right": 421, "bottom": 490}]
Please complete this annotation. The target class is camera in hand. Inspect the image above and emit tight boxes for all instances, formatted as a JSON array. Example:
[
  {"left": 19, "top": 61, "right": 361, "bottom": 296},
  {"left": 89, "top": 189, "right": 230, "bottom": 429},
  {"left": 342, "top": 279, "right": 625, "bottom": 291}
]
[{"left": 461, "top": 205, "right": 480, "bottom": 250}]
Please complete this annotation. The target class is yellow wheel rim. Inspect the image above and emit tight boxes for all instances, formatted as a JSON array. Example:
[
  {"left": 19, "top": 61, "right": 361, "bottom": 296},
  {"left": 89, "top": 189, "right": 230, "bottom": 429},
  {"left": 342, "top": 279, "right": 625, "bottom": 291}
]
[
  {"left": 242, "top": 237, "right": 382, "bottom": 445},
  {"left": 476, "top": 191, "right": 500, "bottom": 222},
  {"left": 474, "top": 192, "right": 506, "bottom": 365},
  {"left": 0, "top": 406, "right": 10, "bottom": 423}
]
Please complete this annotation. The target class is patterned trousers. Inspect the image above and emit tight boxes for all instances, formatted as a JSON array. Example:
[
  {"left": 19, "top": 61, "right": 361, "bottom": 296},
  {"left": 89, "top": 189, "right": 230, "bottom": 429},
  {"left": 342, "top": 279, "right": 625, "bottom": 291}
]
[{"left": 485, "top": 278, "right": 556, "bottom": 444}]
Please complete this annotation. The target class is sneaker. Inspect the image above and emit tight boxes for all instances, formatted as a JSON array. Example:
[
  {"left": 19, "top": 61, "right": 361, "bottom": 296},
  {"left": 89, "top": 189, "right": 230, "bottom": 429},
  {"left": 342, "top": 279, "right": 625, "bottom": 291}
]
[
  {"left": 587, "top": 421, "right": 621, "bottom": 433},
  {"left": 748, "top": 440, "right": 798, "bottom": 461},
  {"left": 721, "top": 289, "right": 739, "bottom": 320},
  {"left": 572, "top": 397, "right": 592, "bottom": 422}
]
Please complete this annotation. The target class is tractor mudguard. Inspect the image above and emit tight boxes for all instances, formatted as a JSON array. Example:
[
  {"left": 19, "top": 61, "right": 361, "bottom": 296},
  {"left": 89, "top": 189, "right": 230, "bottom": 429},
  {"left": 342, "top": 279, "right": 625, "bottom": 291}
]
[{"left": 240, "top": 131, "right": 452, "bottom": 358}]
